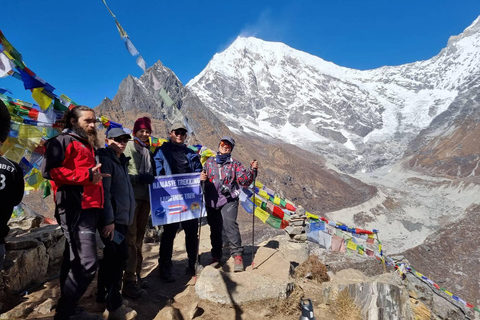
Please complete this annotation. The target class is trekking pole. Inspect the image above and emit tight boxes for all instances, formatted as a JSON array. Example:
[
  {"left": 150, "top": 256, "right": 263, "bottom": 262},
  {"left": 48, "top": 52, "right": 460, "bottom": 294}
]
[
  {"left": 251, "top": 161, "right": 258, "bottom": 270},
  {"left": 194, "top": 172, "right": 206, "bottom": 283}
]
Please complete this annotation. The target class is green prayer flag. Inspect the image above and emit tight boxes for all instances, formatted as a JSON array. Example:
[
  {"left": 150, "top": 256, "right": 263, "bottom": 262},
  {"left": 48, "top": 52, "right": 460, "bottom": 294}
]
[
  {"left": 53, "top": 98, "right": 69, "bottom": 111},
  {"left": 260, "top": 202, "right": 267, "bottom": 210},
  {"left": 280, "top": 199, "right": 287, "bottom": 207},
  {"left": 160, "top": 88, "right": 175, "bottom": 107},
  {"left": 266, "top": 215, "right": 282, "bottom": 229}
]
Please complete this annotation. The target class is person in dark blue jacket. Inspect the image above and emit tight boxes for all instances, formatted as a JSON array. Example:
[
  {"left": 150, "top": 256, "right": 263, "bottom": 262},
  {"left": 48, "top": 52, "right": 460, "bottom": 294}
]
[
  {"left": 96, "top": 128, "right": 137, "bottom": 319},
  {"left": 153, "top": 122, "right": 202, "bottom": 282}
]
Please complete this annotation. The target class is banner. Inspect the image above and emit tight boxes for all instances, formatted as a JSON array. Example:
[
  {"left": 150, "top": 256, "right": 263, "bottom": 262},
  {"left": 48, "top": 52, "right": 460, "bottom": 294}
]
[{"left": 150, "top": 172, "right": 203, "bottom": 226}]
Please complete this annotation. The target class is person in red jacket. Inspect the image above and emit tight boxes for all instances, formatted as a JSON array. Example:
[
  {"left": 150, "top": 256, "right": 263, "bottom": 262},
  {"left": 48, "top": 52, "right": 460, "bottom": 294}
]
[
  {"left": 0, "top": 100, "right": 24, "bottom": 271},
  {"left": 41, "top": 105, "right": 109, "bottom": 320}
]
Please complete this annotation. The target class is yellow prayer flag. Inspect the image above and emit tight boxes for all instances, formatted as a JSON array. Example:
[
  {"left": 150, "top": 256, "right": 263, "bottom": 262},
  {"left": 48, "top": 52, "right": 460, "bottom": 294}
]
[
  {"left": 415, "top": 271, "right": 423, "bottom": 278},
  {"left": 25, "top": 167, "right": 44, "bottom": 190},
  {"left": 347, "top": 240, "right": 357, "bottom": 251},
  {"left": 200, "top": 148, "right": 215, "bottom": 165},
  {"left": 368, "top": 234, "right": 374, "bottom": 239},
  {"left": 0, "top": 138, "right": 24, "bottom": 162},
  {"left": 306, "top": 212, "right": 319, "bottom": 220},
  {"left": 273, "top": 196, "right": 281, "bottom": 205},
  {"left": 258, "top": 190, "right": 269, "bottom": 199},
  {"left": 444, "top": 290, "right": 453, "bottom": 296},
  {"left": 253, "top": 196, "right": 263, "bottom": 207},
  {"left": 32, "top": 88, "right": 53, "bottom": 110},
  {"left": 254, "top": 181, "right": 263, "bottom": 188},
  {"left": 3, "top": 50, "right": 15, "bottom": 60},
  {"left": 358, "top": 249, "right": 364, "bottom": 255},
  {"left": 254, "top": 207, "right": 269, "bottom": 223},
  {"left": 18, "top": 124, "right": 44, "bottom": 151}
]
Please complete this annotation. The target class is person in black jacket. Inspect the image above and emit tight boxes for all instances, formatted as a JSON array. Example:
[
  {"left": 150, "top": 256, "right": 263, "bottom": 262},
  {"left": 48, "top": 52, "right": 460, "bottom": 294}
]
[
  {"left": 96, "top": 128, "right": 137, "bottom": 320},
  {"left": 0, "top": 100, "right": 24, "bottom": 271},
  {"left": 153, "top": 122, "right": 202, "bottom": 282}
]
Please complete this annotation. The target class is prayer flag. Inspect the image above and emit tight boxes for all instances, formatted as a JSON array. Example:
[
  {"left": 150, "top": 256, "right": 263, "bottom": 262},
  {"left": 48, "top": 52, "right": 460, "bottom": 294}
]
[
  {"left": 331, "top": 234, "right": 345, "bottom": 252},
  {"left": 273, "top": 196, "right": 281, "bottom": 205},
  {"left": 32, "top": 88, "right": 53, "bottom": 110},
  {"left": 347, "top": 240, "right": 357, "bottom": 251},
  {"left": 0, "top": 52, "right": 14, "bottom": 77},
  {"left": 266, "top": 215, "right": 282, "bottom": 229},
  {"left": 254, "top": 207, "right": 269, "bottom": 223},
  {"left": 318, "top": 230, "right": 332, "bottom": 249}
]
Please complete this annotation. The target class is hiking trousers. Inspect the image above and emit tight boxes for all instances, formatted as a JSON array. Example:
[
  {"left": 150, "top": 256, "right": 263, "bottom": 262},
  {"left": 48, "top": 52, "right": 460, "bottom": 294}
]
[
  {"left": 55, "top": 208, "right": 99, "bottom": 318},
  {"left": 207, "top": 199, "right": 243, "bottom": 259},
  {"left": 97, "top": 224, "right": 129, "bottom": 311},
  {"left": 124, "top": 199, "right": 150, "bottom": 282},
  {"left": 159, "top": 218, "right": 198, "bottom": 265}
]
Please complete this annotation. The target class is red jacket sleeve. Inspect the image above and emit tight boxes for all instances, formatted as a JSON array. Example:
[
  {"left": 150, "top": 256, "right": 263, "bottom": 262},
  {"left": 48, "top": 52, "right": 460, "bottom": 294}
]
[{"left": 41, "top": 135, "right": 93, "bottom": 186}]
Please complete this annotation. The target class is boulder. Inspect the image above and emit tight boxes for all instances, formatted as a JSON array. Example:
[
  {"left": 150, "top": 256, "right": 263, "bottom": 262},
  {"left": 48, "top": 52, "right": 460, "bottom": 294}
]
[
  {"left": 195, "top": 236, "right": 307, "bottom": 305},
  {"left": 3, "top": 244, "right": 49, "bottom": 292}
]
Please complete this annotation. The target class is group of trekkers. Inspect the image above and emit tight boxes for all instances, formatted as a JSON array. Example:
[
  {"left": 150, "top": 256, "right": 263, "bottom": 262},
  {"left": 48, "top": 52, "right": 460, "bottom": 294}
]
[{"left": 0, "top": 103, "right": 259, "bottom": 320}]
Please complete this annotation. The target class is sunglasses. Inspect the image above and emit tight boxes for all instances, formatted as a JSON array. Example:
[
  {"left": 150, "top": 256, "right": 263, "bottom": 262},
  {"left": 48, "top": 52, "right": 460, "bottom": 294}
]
[
  {"left": 173, "top": 129, "right": 187, "bottom": 136},
  {"left": 220, "top": 141, "right": 232, "bottom": 149},
  {"left": 113, "top": 136, "right": 130, "bottom": 144}
]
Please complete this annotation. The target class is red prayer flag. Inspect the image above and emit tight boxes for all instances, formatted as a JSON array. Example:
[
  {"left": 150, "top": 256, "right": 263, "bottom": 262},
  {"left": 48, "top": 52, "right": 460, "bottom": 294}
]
[{"left": 272, "top": 205, "right": 284, "bottom": 219}]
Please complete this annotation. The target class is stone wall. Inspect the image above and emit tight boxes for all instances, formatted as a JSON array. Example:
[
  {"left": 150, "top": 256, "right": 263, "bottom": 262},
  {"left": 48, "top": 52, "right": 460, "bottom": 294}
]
[{"left": 0, "top": 224, "right": 64, "bottom": 311}]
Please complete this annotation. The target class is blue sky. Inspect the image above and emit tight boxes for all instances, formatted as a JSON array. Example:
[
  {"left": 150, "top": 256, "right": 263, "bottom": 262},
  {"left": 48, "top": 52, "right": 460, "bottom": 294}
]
[{"left": 2, "top": 0, "right": 480, "bottom": 108}]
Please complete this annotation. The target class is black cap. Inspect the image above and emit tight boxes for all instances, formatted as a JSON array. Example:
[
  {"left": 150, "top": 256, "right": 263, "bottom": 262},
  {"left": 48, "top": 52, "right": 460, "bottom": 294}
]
[
  {"left": 106, "top": 127, "right": 131, "bottom": 139},
  {"left": 220, "top": 136, "right": 235, "bottom": 149}
]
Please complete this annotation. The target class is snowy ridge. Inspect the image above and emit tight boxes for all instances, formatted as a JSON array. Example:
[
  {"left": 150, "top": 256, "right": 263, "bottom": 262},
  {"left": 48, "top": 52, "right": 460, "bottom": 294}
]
[{"left": 187, "top": 16, "right": 480, "bottom": 172}]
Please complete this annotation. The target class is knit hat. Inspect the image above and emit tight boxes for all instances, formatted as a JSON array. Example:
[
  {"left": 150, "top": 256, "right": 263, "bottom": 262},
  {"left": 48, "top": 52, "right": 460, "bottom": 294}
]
[
  {"left": 0, "top": 99, "right": 11, "bottom": 143},
  {"left": 133, "top": 117, "right": 152, "bottom": 133}
]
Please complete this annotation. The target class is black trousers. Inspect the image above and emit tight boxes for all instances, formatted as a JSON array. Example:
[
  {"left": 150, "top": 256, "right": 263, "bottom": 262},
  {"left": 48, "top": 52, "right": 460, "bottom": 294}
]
[
  {"left": 207, "top": 200, "right": 243, "bottom": 259},
  {"left": 159, "top": 218, "right": 198, "bottom": 265},
  {"left": 97, "top": 224, "right": 129, "bottom": 311},
  {"left": 56, "top": 208, "right": 99, "bottom": 318}
]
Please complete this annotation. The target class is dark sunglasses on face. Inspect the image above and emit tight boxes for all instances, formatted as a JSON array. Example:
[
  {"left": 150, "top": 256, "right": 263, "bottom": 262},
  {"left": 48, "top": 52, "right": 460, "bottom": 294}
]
[
  {"left": 113, "top": 136, "right": 130, "bottom": 143},
  {"left": 173, "top": 129, "right": 187, "bottom": 136}
]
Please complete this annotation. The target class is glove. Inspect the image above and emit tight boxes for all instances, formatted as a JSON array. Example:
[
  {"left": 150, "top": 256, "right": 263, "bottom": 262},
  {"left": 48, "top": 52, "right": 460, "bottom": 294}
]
[{"left": 138, "top": 174, "right": 156, "bottom": 184}]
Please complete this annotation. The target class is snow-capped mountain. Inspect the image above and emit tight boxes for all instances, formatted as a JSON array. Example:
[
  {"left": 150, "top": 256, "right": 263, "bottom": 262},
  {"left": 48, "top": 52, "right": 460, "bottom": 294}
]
[{"left": 187, "top": 16, "right": 480, "bottom": 173}]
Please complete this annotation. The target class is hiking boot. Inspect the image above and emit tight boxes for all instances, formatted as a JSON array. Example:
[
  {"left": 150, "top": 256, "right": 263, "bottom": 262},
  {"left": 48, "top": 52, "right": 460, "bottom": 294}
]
[
  {"left": 122, "top": 281, "right": 146, "bottom": 300},
  {"left": 233, "top": 255, "right": 244, "bottom": 272},
  {"left": 136, "top": 275, "right": 148, "bottom": 289},
  {"left": 159, "top": 263, "right": 175, "bottom": 283},
  {"left": 107, "top": 304, "right": 137, "bottom": 320},
  {"left": 210, "top": 257, "right": 221, "bottom": 268}
]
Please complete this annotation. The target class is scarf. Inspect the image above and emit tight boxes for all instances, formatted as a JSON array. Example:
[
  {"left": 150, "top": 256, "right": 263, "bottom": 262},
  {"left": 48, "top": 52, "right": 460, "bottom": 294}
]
[
  {"left": 216, "top": 153, "right": 231, "bottom": 164},
  {"left": 134, "top": 137, "right": 152, "bottom": 174}
]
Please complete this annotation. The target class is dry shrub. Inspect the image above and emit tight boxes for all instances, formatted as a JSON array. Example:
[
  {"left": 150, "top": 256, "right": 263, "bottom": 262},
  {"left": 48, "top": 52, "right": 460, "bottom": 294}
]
[
  {"left": 410, "top": 298, "right": 431, "bottom": 320},
  {"left": 295, "top": 255, "right": 330, "bottom": 283},
  {"left": 329, "top": 288, "right": 363, "bottom": 320},
  {"left": 272, "top": 284, "right": 304, "bottom": 316}
]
